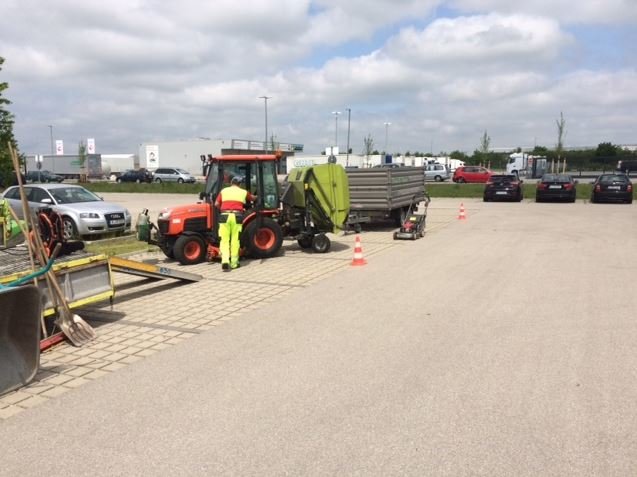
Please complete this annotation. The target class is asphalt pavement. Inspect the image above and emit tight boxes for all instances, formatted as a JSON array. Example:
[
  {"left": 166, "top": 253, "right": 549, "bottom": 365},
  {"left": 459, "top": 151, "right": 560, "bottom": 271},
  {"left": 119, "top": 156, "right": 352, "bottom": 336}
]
[{"left": 2, "top": 198, "right": 637, "bottom": 476}]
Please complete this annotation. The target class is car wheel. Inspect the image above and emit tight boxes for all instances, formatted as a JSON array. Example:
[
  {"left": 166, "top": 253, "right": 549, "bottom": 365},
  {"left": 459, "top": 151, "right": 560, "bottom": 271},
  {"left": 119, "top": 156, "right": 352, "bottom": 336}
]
[
  {"left": 154, "top": 178, "right": 162, "bottom": 183},
  {"left": 173, "top": 234, "right": 206, "bottom": 265},
  {"left": 457, "top": 178, "right": 466, "bottom": 183},
  {"left": 483, "top": 196, "right": 489, "bottom": 202},
  {"left": 517, "top": 192, "right": 523, "bottom": 202},
  {"left": 62, "top": 217, "right": 78, "bottom": 240},
  {"left": 535, "top": 195, "right": 541, "bottom": 203},
  {"left": 177, "top": 178, "right": 184, "bottom": 184},
  {"left": 435, "top": 175, "right": 442, "bottom": 182},
  {"left": 116, "top": 177, "right": 122, "bottom": 183},
  {"left": 136, "top": 178, "right": 141, "bottom": 184},
  {"left": 627, "top": 198, "right": 633, "bottom": 204}
]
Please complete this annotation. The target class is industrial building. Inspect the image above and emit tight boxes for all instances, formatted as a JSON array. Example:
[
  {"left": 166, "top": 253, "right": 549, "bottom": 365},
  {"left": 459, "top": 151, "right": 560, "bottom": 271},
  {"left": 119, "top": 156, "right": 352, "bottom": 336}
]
[{"left": 138, "top": 138, "right": 303, "bottom": 176}]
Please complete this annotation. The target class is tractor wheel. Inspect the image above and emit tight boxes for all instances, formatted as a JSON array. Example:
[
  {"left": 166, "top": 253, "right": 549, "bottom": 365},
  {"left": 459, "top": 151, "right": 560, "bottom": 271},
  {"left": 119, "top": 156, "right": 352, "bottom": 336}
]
[
  {"left": 243, "top": 218, "right": 283, "bottom": 259},
  {"left": 297, "top": 235, "right": 313, "bottom": 249},
  {"left": 173, "top": 234, "right": 206, "bottom": 265},
  {"left": 311, "top": 233, "right": 331, "bottom": 253}
]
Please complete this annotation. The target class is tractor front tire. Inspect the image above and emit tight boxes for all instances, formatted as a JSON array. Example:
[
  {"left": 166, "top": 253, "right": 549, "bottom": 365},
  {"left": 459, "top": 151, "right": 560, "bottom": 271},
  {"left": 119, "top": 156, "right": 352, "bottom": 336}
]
[{"left": 173, "top": 234, "right": 206, "bottom": 265}]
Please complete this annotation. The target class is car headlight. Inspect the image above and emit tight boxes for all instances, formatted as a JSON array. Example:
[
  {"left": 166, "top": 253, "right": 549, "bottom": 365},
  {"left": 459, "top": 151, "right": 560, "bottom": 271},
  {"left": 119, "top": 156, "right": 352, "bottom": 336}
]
[{"left": 80, "top": 212, "right": 100, "bottom": 219}]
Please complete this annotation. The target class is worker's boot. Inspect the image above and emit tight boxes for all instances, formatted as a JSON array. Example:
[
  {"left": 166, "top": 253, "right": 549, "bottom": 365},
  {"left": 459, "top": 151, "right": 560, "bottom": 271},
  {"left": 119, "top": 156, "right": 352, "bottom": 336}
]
[
  {"left": 222, "top": 263, "right": 230, "bottom": 272},
  {"left": 230, "top": 257, "right": 240, "bottom": 269}
]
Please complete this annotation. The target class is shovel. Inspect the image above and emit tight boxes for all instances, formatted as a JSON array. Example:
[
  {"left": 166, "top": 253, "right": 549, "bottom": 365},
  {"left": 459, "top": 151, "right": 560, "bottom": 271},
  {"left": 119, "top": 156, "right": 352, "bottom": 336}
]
[{"left": 9, "top": 143, "right": 96, "bottom": 346}]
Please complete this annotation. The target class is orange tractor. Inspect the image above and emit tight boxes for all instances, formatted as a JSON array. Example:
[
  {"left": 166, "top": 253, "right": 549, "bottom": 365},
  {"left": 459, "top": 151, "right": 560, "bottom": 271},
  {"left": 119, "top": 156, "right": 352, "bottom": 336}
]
[{"left": 145, "top": 154, "right": 350, "bottom": 265}]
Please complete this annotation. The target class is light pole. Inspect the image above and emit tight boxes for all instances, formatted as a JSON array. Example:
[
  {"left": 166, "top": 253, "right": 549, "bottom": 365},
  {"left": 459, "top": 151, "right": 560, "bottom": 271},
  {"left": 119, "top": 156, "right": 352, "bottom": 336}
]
[
  {"left": 332, "top": 111, "right": 340, "bottom": 155},
  {"left": 48, "top": 125, "right": 54, "bottom": 155},
  {"left": 345, "top": 108, "right": 351, "bottom": 167},
  {"left": 384, "top": 121, "right": 391, "bottom": 156},
  {"left": 259, "top": 96, "right": 271, "bottom": 153}
]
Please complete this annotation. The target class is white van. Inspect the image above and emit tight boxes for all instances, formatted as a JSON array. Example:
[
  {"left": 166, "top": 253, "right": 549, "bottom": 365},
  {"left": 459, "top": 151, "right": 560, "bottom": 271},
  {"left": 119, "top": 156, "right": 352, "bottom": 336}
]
[{"left": 424, "top": 163, "right": 450, "bottom": 182}]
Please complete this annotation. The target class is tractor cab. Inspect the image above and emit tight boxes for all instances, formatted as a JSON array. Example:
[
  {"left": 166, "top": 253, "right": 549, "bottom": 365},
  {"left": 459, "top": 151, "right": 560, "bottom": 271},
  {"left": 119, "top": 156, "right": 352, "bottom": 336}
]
[{"left": 200, "top": 154, "right": 280, "bottom": 212}]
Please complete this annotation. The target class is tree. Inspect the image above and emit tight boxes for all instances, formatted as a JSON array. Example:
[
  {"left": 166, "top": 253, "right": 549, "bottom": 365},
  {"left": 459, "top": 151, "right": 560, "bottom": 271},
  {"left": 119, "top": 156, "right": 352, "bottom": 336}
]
[
  {"left": 556, "top": 112, "right": 566, "bottom": 160},
  {"left": 0, "top": 56, "right": 20, "bottom": 188},
  {"left": 78, "top": 140, "right": 87, "bottom": 183},
  {"left": 479, "top": 130, "right": 491, "bottom": 154},
  {"left": 449, "top": 150, "right": 468, "bottom": 160}
]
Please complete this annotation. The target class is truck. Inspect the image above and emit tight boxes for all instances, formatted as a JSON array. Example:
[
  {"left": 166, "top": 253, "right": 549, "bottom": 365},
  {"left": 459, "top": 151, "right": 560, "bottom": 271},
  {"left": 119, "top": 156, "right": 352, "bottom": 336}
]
[
  {"left": 101, "top": 154, "right": 138, "bottom": 179},
  {"left": 506, "top": 153, "right": 548, "bottom": 178},
  {"left": 25, "top": 154, "right": 103, "bottom": 180},
  {"left": 346, "top": 166, "right": 427, "bottom": 229},
  {"left": 146, "top": 154, "right": 350, "bottom": 265}
]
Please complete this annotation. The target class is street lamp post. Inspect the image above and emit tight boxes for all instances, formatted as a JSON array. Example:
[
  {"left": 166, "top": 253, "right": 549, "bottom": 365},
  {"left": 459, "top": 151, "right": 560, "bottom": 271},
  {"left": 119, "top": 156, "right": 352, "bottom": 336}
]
[
  {"left": 384, "top": 121, "right": 391, "bottom": 157},
  {"left": 332, "top": 111, "right": 341, "bottom": 155},
  {"left": 259, "top": 96, "right": 271, "bottom": 153},
  {"left": 346, "top": 108, "right": 351, "bottom": 167},
  {"left": 48, "top": 125, "right": 54, "bottom": 155}
]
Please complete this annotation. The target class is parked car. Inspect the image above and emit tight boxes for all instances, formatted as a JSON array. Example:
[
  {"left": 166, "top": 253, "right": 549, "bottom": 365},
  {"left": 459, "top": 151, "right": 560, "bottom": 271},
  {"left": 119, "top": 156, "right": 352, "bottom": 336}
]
[
  {"left": 452, "top": 166, "right": 492, "bottom": 183},
  {"left": 25, "top": 170, "right": 64, "bottom": 183},
  {"left": 1, "top": 184, "right": 131, "bottom": 240},
  {"left": 152, "top": 167, "right": 196, "bottom": 183},
  {"left": 116, "top": 169, "right": 153, "bottom": 183},
  {"left": 535, "top": 174, "right": 577, "bottom": 202},
  {"left": 591, "top": 173, "right": 633, "bottom": 204},
  {"left": 424, "top": 163, "right": 450, "bottom": 182},
  {"left": 483, "top": 174, "right": 523, "bottom": 202},
  {"left": 616, "top": 159, "right": 637, "bottom": 174}
]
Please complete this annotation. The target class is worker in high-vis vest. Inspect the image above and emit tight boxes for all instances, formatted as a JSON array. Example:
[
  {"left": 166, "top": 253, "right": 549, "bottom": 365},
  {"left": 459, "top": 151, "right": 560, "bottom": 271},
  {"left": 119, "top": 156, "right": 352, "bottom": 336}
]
[{"left": 215, "top": 176, "right": 256, "bottom": 271}]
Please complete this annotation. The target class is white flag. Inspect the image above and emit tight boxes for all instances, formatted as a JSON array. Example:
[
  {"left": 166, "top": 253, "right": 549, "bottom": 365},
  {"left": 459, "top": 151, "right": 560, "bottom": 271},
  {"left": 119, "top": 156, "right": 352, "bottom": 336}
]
[
  {"left": 87, "top": 138, "right": 96, "bottom": 154},
  {"left": 55, "top": 140, "right": 64, "bottom": 155}
]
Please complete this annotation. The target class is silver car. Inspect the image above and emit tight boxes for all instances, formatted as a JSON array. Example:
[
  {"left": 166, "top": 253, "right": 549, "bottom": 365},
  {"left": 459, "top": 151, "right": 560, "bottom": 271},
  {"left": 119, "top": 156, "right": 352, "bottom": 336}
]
[
  {"left": 2, "top": 184, "right": 131, "bottom": 240},
  {"left": 424, "top": 163, "right": 450, "bottom": 182},
  {"left": 152, "top": 167, "right": 196, "bottom": 184}
]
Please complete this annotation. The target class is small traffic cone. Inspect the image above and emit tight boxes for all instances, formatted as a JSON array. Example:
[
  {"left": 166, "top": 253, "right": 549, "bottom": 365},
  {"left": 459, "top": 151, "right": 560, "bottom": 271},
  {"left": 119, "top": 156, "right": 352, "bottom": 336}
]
[
  {"left": 351, "top": 234, "right": 367, "bottom": 266},
  {"left": 457, "top": 203, "right": 467, "bottom": 220}
]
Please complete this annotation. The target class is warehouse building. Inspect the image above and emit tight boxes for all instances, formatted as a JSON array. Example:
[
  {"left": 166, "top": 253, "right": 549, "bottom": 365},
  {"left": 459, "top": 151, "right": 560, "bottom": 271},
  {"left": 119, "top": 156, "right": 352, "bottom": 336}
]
[{"left": 138, "top": 138, "right": 303, "bottom": 176}]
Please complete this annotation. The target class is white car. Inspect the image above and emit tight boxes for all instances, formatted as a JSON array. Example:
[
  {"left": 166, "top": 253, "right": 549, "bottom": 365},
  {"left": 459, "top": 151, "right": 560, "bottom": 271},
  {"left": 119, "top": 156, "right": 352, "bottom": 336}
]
[
  {"left": 2, "top": 184, "right": 132, "bottom": 240},
  {"left": 424, "top": 163, "right": 450, "bottom": 182}
]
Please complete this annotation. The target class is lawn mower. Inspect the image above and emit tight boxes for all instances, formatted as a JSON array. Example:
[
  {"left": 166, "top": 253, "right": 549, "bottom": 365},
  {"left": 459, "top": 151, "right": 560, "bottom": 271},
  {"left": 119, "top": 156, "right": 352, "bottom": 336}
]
[{"left": 393, "top": 194, "right": 430, "bottom": 240}]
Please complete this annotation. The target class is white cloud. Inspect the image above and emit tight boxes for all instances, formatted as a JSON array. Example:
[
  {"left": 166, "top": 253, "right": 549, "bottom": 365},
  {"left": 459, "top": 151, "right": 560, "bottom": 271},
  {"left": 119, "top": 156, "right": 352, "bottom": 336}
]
[
  {"left": 450, "top": 0, "right": 637, "bottom": 25},
  {"left": 1, "top": 1, "right": 636, "bottom": 157}
]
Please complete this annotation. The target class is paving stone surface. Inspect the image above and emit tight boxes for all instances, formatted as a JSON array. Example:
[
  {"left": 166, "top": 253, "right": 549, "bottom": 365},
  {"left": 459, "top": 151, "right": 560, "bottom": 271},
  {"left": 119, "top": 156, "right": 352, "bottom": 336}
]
[{"left": 0, "top": 201, "right": 457, "bottom": 419}]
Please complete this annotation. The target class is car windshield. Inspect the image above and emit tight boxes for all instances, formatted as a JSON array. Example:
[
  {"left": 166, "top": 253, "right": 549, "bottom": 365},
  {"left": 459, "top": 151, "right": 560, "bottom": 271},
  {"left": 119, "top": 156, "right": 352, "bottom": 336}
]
[
  {"left": 599, "top": 175, "right": 628, "bottom": 184},
  {"left": 48, "top": 187, "right": 100, "bottom": 204}
]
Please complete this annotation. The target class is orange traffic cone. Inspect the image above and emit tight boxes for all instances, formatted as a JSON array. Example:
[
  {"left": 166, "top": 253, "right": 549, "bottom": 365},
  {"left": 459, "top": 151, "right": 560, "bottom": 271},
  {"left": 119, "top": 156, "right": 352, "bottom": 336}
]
[
  {"left": 351, "top": 234, "right": 367, "bottom": 266},
  {"left": 457, "top": 203, "right": 467, "bottom": 220}
]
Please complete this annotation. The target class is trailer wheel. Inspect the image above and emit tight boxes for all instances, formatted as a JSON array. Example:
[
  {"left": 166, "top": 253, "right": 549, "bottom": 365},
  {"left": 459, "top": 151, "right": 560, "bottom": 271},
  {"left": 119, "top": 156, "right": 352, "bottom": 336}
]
[
  {"left": 392, "top": 207, "right": 408, "bottom": 227},
  {"left": 311, "top": 233, "right": 331, "bottom": 253},
  {"left": 173, "top": 234, "right": 206, "bottom": 265},
  {"left": 243, "top": 218, "right": 283, "bottom": 259},
  {"left": 297, "top": 235, "right": 313, "bottom": 249}
]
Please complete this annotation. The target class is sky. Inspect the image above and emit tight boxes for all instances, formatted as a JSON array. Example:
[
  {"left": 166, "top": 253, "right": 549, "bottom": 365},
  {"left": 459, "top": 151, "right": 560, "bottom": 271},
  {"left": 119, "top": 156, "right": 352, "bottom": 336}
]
[{"left": 1, "top": 0, "right": 636, "bottom": 156}]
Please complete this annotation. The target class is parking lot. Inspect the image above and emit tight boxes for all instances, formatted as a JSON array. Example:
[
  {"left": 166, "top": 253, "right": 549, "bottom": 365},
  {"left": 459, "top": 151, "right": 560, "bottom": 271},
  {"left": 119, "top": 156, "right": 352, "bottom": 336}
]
[{"left": 2, "top": 196, "right": 637, "bottom": 475}]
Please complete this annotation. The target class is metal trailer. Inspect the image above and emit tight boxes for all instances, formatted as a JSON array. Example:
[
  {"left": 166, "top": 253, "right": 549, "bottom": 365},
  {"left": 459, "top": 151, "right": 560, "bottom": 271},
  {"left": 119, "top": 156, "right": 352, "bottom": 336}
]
[
  {"left": 345, "top": 167, "right": 427, "bottom": 230},
  {"left": 25, "top": 154, "right": 104, "bottom": 180}
]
